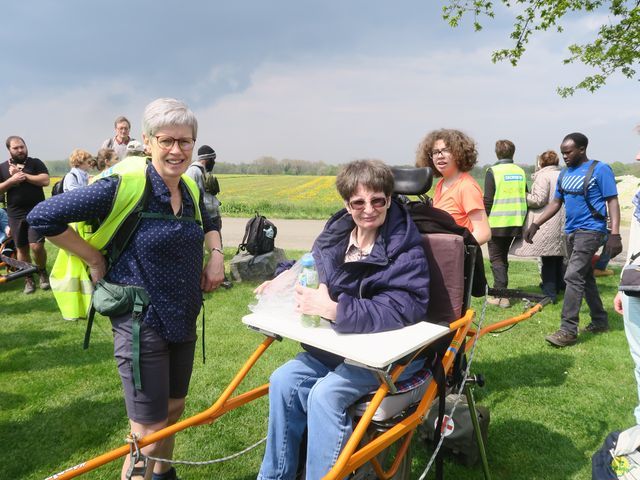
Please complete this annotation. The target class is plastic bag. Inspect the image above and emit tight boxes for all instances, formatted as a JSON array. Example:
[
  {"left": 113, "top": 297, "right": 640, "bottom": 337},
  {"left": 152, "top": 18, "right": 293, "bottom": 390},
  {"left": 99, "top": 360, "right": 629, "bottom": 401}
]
[{"left": 249, "top": 259, "right": 303, "bottom": 319}]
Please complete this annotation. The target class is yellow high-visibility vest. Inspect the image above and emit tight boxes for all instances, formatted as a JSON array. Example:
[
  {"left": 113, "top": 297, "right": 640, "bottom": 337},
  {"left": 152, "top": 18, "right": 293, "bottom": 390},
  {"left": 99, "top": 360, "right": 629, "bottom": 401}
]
[
  {"left": 488, "top": 163, "right": 527, "bottom": 229},
  {"left": 50, "top": 157, "right": 201, "bottom": 320}
]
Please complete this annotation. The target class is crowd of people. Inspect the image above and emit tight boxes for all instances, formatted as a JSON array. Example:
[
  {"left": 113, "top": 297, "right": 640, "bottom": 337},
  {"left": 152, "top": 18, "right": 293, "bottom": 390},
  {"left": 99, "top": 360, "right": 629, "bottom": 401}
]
[{"left": 1, "top": 102, "right": 639, "bottom": 479}]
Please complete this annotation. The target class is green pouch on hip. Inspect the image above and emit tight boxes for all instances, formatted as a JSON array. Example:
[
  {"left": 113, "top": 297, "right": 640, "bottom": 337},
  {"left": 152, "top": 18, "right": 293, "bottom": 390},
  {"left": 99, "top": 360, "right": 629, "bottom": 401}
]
[{"left": 92, "top": 279, "right": 150, "bottom": 317}]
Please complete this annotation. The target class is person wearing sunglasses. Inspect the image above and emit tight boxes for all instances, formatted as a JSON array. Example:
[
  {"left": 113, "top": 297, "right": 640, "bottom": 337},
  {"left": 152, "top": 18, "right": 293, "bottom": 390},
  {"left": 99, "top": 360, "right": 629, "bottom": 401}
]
[
  {"left": 28, "top": 98, "right": 224, "bottom": 480},
  {"left": 416, "top": 128, "right": 491, "bottom": 246},
  {"left": 256, "top": 159, "right": 430, "bottom": 479}
]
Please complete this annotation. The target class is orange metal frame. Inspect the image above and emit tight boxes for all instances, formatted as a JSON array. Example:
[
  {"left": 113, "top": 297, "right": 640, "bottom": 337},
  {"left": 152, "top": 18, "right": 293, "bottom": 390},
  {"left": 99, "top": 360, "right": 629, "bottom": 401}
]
[
  {"left": 46, "top": 311, "right": 475, "bottom": 480},
  {"left": 46, "top": 299, "right": 547, "bottom": 480}
]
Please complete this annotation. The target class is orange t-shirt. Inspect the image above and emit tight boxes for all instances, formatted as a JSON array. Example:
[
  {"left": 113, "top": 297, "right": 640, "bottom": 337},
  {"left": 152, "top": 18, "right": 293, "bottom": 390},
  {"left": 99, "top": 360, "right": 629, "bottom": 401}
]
[{"left": 433, "top": 173, "right": 485, "bottom": 232}]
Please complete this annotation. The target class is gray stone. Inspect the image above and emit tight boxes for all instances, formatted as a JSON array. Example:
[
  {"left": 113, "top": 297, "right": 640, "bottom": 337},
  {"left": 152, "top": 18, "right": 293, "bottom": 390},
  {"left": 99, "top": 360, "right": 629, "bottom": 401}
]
[{"left": 230, "top": 248, "right": 288, "bottom": 282}]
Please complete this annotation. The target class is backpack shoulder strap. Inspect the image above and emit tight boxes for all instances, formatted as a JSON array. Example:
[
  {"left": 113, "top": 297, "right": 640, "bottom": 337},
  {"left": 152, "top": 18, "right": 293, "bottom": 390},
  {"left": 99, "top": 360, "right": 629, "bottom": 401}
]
[
  {"left": 556, "top": 168, "right": 567, "bottom": 196},
  {"left": 583, "top": 160, "right": 606, "bottom": 221},
  {"left": 83, "top": 172, "right": 152, "bottom": 350},
  {"left": 237, "top": 212, "right": 258, "bottom": 254},
  {"left": 106, "top": 173, "right": 153, "bottom": 269}
]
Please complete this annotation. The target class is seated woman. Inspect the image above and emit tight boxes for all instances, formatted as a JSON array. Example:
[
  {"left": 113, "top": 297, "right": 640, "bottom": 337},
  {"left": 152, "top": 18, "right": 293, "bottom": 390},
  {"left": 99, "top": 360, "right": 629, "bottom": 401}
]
[
  {"left": 416, "top": 129, "right": 491, "bottom": 245},
  {"left": 256, "top": 159, "right": 430, "bottom": 480}
]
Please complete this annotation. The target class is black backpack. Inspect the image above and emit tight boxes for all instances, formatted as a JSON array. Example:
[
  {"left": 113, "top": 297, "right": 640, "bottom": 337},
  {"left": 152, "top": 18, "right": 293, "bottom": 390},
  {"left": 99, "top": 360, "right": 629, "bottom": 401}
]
[
  {"left": 51, "top": 172, "right": 78, "bottom": 196},
  {"left": 237, "top": 212, "right": 277, "bottom": 256}
]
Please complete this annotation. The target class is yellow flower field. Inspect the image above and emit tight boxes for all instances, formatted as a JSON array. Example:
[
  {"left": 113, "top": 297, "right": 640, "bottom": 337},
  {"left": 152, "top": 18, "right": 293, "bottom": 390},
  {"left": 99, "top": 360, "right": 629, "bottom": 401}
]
[{"left": 217, "top": 174, "right": 344, "bottom": 219}]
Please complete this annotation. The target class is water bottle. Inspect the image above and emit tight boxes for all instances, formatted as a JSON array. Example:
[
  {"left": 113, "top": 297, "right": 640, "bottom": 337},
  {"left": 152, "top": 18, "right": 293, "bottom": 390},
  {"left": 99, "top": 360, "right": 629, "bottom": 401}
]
[{"left": 298, "top": 253, "right": 321, "bottom": 327}]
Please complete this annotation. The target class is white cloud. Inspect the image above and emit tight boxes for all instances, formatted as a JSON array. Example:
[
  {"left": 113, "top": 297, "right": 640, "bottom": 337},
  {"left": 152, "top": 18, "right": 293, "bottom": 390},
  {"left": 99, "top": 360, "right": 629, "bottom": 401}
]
[{"left": 197, "top": 45, "right": 639, "bottom": 167}]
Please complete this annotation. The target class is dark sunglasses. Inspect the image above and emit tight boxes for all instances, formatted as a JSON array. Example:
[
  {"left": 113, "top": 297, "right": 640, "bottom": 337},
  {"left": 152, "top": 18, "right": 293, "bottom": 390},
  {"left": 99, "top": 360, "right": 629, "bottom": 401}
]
[{"left": 348, "top": 197, "right": 388, "bottom": 210}]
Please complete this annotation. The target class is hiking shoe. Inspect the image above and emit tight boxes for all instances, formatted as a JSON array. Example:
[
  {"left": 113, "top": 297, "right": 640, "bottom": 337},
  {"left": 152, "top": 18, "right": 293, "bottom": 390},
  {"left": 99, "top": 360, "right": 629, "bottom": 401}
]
[
  {"left": 24, "top": 276, "right": 36, "bottom": 295},
  {"left": 487, "top": 296, "right": 501, "bottom": 306},
  {"left": 580, "top": 323, "right": 610, "bottom": 334},
  {"left": 152, "top": 466, "right": 178, "bottom": 480},
  {"left": 487, "top": 296, "right": 510, "bottom": 308},
  {"left": 545, "top": 329, "right": 577, "bottom": 347},
  {"left": 594, "top": 268, "right": 614, "bottom": 277},
  {"left": 498, "top": 297, "right": 511, "bottom": 308},
  {"left": 38, "top": 269, "right": 50, "bottom": 290}
]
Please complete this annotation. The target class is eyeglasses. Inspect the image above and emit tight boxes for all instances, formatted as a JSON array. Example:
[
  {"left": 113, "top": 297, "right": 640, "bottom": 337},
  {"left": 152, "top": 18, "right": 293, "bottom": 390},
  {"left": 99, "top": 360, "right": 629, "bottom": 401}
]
[
  {"left": 154, "top": 135, "right": 196, "bottom": 151},
  {"left": 429, "top": 147, "right": 451, "bottom": 159},
  {"left": 348, "top": 197, "right": 388, "bottom": 210}
]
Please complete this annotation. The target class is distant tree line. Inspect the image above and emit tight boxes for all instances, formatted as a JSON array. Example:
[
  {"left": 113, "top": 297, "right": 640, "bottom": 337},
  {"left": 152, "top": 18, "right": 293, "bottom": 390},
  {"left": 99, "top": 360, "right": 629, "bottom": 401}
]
[{"left": 43, "top": 157, "right": 640, "bottom": 178}]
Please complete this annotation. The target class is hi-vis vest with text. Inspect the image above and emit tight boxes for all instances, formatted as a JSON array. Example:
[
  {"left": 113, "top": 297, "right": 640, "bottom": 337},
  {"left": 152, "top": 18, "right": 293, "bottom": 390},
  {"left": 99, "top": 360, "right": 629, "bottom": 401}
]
[
  {"left": 488, "top": 163, "right": 527, "bottom": 229},
  {"left": 50, "top": 157, "right": 202, "bottom": 320}
]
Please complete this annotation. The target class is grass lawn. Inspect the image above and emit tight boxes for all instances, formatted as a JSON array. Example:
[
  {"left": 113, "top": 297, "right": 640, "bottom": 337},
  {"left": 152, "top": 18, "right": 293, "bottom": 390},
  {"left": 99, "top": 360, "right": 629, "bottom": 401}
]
[{"left": 0, "top": 243, "right": 636, "bottom": 479}]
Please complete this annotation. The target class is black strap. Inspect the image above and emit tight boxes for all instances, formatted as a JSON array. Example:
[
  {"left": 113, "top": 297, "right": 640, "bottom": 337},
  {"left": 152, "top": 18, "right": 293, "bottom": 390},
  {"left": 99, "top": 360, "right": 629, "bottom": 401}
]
[
  {"left": 558, "top": 160, "right": 605, "bottom": 220},
  {"left": 139, "top": 211, "right": 198, "bottom": 224},
  {"left": 628, "top": 251, "right": 640, "bottom": 265},
  {"left": 131, "top": 295, "right": 146, "bottom": 390},
  {"left": 83, "top": 305, "right": 96, "bottom": 350},
  {"left": 236, "top": 211, "right": 258, "bottom": 254}
]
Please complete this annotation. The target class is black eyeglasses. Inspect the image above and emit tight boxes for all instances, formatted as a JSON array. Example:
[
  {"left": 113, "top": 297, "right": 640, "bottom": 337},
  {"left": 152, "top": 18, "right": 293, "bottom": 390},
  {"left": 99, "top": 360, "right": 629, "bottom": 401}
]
[
  {"left": 429, "top": 147, "right": 451, "bottom": 159},
  {"left": 348, "top": 197, "right": 388, "bottom": 210},
  {"left": 154, "top": 135, "right": 196, "bottom": 151}
]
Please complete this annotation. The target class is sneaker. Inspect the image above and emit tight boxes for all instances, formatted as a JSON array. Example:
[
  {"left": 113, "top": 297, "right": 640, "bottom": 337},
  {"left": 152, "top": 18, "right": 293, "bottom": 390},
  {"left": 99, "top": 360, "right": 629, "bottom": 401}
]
[
  {"left": 38, "top": 269, "right": 50, "bottom": 290},
  {"left": 488, "top": 296, "right": 511, "bottom": 308},
  {"left": 23, "top": 276, "right": 36, "bottom": 295},
  {"left": 498, "top": 297, "right": 511, "bottom": 308},
  {"left": 545, "top": 329, "right": 577, "bottom": 347},
  {"left": 593, "top": 268, "right": 614, "bottom": 277},
  {"left": 487, "top": 296, "right": 501, "bottom": 306},
  {"left": 580, "top": 323, "right": 610, "bottom": 334},
  {"left": 152, "top": 466, "right": 178, "bottom": 480}
]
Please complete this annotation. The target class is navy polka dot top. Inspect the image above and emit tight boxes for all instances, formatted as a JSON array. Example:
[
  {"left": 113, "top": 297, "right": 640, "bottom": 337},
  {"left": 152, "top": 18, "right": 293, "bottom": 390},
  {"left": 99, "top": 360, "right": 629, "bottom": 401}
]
[{"left": 28, "top": 164, "right": 217, "bottom": 343}]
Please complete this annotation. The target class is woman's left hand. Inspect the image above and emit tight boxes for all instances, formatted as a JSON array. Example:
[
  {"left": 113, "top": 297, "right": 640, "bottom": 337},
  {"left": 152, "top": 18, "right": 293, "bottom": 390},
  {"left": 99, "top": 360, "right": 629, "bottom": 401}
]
[
  {"left": 201, "top": 253, "right": 225, "bottom": 292},
  {"left": 294, "top": 283, "right": 337, "bottom": 321}
]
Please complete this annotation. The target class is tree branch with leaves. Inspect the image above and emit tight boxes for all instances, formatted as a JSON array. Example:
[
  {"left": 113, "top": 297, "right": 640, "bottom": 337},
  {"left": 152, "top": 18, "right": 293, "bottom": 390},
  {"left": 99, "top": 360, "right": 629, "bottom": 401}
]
[{"left": 442, "top": 0, "right": 640, "bottom": 96}]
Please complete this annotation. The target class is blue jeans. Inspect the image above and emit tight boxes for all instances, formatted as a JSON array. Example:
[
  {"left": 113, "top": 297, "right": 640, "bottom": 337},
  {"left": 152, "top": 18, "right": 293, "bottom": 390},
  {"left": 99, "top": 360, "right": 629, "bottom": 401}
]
[
  {"left": 257, "top": 352, "right": 424, "bottom": 480},
  {"left": 623, "top": 294, "right": 640, "bottom": 424},
  {"left": 560, "top": 230, "right": 608, "bottom": 335}
]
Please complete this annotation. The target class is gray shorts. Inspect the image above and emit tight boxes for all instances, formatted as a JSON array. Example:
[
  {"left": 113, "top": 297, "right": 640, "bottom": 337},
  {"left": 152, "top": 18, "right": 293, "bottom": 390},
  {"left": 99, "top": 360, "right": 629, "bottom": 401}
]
[{"left": 111, "top": 315, "right": 196, "bottom": 424}]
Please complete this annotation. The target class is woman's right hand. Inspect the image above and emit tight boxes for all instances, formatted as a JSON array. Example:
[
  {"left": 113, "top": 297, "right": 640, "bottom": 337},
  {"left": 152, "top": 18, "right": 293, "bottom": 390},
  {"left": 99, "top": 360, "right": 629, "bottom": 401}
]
[
  {"left": 614, "top": 292, "right": 624, "bottom": 315},
  {"left": 87, "top": 254, "right": 107, "bottom": 284}
]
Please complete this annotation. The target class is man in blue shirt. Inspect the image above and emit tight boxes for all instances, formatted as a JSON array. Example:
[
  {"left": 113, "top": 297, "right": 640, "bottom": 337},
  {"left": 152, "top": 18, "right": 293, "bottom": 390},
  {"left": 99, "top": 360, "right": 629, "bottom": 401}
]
[{"left": 524, "top": 132, "right": 622, "bottom": 347}]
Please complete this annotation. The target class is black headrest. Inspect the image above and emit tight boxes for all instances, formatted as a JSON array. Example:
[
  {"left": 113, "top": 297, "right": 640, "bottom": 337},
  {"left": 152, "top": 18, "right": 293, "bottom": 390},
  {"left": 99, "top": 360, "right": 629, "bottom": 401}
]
[{"left": 391, "top": 167, "right": 433, "bottom": 196}]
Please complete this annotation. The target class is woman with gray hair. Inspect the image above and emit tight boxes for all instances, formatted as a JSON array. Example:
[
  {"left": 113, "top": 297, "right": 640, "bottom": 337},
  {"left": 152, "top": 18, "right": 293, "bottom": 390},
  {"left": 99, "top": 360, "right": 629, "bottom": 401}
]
[
  {"left": 255, "top": 159, "right": 430, "bottom": 479},
  {"left": 28, "top": 98, "right": 224, "bottom": 480}
]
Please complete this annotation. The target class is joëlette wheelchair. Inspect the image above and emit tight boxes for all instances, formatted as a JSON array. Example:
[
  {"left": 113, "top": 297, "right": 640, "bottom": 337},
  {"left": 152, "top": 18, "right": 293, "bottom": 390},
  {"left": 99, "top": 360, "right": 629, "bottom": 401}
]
[
  {"left": 47, "top": 167, "right": 550, "bottom": 480},
  {"left": 0, "top": 237, "right": 38, "bottom": 285}
]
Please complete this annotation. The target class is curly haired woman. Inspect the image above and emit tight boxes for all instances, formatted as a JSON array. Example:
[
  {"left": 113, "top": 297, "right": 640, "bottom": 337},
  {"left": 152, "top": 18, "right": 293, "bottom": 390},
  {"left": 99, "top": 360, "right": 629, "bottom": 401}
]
[{"left": 416, "top": 128, "right": 491, "bottom": 245}]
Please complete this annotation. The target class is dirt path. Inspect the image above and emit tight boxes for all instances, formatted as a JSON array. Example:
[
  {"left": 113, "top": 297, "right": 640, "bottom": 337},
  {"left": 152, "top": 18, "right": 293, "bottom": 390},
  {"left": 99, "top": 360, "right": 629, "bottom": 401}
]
[
  {"left": 222, "top": 217, "right": 630, "bottom": 265},
  {"left": 221, "top": 217, "right": 326, "bottom": 252}
]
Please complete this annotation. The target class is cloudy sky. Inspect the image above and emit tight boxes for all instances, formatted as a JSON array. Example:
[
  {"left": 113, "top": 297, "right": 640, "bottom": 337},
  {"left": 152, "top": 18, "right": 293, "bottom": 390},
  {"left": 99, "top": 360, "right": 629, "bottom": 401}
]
[{"left": 1, "top": 1, "right": 638, "bottom": 166}]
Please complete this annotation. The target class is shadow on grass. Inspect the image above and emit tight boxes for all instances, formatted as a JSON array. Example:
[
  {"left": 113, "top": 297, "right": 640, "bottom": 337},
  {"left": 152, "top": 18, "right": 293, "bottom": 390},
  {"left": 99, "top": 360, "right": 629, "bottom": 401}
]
[
  {"left": 0, "top": 397, "right": 126, "bottom": 480},
  {"left": 0, "top": 327, "right": 113, "bottom": 373},
  {"left": 0, "top": 390, "right": 26, "bottom": 410},
  {"left": 473, "top": 351, "right": 574, "bottom": 401},
  {"left": 413, "top": 419, "right": 584, "bottom": 480},
  {"left": 0, "top": 291, "right": 60, "bottom": 314}
]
